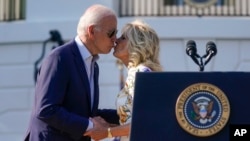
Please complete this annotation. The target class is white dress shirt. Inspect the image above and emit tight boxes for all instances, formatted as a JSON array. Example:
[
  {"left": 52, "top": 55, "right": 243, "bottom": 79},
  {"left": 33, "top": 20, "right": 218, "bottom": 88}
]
[{"left": 75, "top": 36, "right": 99, "bottom": 130}]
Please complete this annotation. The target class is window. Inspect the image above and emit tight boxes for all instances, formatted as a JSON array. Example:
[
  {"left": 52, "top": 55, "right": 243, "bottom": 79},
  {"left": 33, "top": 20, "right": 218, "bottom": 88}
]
[
  {"left": 0, "top": 0, "right": 26, "bottom": 22},
  {"left": 119, "top": 0, "right": 249, "bottom": 17},
  {"left": 163, "top": 0, "right": 233, "bottom": 6},
  {"left": 164, "top": 0, "right": 184, "bottom": 5}
]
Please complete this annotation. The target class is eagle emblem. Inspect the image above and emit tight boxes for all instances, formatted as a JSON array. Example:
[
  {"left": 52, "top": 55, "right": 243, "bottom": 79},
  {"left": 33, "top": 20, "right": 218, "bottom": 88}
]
[{"left": 192, "top": 96, "right": 216, "bottom": 124}]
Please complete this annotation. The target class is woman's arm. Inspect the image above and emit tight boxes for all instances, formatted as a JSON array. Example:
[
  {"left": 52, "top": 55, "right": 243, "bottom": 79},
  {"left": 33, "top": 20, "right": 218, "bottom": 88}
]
[
  {"left": 84, "top": 118, "right": 130, "bottom": 140},
  {"left": 109, "top": 123, "right": 130, "bottom": 137}
]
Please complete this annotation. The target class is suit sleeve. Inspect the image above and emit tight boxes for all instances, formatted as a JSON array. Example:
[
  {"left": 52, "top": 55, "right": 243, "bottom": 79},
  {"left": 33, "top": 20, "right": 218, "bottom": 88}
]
[{"left": 97, "top": 109, "right": 120, "bottom": 124}]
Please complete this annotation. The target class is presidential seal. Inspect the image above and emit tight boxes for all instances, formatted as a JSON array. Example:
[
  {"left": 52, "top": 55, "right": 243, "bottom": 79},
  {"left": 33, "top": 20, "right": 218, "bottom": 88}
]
[
  {"left": 175, "top": 83, "right": 230, "bottom": 137},
  {"left": 184, "top": 0, "right": 217, "bottom": 8}
]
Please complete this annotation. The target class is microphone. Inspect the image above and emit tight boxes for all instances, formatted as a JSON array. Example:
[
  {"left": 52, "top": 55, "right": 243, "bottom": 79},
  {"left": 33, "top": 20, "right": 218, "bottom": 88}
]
[
  {"left": 186, "top": 40, "right": 200, "bottom": 66},
  {"left": 204, "top": 41, "right": 217, "bottom": 65}
]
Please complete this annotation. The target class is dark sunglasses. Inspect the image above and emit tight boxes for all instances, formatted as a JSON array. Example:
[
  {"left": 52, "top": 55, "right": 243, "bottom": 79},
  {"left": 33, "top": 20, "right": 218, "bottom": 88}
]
[{"left": 107, "top": 29, "right": 118, "bottom": 38}]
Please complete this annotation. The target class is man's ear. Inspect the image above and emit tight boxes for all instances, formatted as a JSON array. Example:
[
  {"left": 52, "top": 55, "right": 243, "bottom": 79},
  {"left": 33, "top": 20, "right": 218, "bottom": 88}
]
[{"left": 88, "top": 25, "right": 95, "bottom": 38}]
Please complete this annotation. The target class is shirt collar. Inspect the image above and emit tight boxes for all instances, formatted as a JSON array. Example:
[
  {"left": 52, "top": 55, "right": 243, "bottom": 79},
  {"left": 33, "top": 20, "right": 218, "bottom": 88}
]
[{"left": 75, "top": 36, "right": 92, "bottom": 60}]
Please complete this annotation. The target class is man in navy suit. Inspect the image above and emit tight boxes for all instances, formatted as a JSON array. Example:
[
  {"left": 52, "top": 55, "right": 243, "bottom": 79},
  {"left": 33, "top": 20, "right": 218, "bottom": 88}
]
[{"left": 24, "top": 4, "right": 119, "bottom": 141}]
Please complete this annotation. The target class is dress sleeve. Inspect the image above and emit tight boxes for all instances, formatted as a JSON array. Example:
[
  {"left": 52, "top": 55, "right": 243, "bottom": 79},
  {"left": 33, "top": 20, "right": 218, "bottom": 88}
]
[{"left": 127, "top": 65, "right": 151, "bottom": 99}]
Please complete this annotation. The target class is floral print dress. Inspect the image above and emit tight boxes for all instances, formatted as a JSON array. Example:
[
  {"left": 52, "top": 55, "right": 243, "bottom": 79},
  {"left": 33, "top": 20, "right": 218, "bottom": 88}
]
[{"left": 116, "top": 64, "right": 151, "bottom": 141}]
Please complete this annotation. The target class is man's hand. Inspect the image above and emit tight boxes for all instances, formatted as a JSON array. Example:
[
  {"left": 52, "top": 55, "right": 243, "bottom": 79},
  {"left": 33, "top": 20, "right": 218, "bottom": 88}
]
[
  {"left": 84, "top": 117, "right": 110, "bottom": 140},
  {"left": 92, "top": 116, "right": 110, "bottom": 128}
]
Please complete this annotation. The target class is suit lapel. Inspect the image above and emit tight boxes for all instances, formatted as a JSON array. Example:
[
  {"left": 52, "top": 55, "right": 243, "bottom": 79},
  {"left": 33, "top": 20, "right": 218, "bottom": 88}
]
[{"left": 70, "top": 41, "right": 92, "bottom": 109}]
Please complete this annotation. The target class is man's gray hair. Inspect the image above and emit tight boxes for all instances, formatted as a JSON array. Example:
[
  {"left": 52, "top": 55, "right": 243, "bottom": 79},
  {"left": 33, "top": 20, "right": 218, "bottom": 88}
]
[{"left": 77, "top": 4, "right": 116, "bottom": 36}]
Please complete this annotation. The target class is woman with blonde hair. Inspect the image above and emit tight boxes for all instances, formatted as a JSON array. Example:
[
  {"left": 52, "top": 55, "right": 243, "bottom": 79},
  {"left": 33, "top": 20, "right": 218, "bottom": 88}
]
[{"left": 85, "top": 20, "right": 163, "bottom": 141}]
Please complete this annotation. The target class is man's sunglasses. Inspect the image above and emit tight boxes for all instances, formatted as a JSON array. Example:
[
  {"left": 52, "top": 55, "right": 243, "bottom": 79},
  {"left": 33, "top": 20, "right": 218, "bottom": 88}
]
[{"left": 107, "top": 29, "right": 118, "bottom": 38}]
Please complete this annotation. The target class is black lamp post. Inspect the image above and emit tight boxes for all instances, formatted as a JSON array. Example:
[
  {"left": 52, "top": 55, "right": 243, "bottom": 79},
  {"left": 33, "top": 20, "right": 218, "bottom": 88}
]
[{"left": 34, "top": 30, "right": 64, "bottom": 83}]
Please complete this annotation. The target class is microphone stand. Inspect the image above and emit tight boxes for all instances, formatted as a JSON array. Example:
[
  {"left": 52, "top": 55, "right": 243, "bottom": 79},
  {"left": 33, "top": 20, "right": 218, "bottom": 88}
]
[
  {"left": 192, "top": 51, "right": 214, "bottom": 72},
  {"left": 199, "top": 57, "right": 204, "bottom": 72}
]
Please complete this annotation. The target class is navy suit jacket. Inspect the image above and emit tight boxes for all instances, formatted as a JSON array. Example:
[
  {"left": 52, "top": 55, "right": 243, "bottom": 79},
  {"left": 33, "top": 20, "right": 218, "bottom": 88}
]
[{"left": 24, "top": 40, "right": 119, "bottom": 141}]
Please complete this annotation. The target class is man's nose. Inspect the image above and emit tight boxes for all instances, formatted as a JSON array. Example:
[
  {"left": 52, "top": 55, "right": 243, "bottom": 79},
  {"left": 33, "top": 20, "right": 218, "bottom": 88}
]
[{"left": 111, "top": 35, "right": 117, "bottom": 42}]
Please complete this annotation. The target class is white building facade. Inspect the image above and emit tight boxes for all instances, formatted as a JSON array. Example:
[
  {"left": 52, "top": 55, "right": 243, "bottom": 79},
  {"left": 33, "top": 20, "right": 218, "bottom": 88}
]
[{"left": 0, "top": 0, "right": 250, "bottom": 140}]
